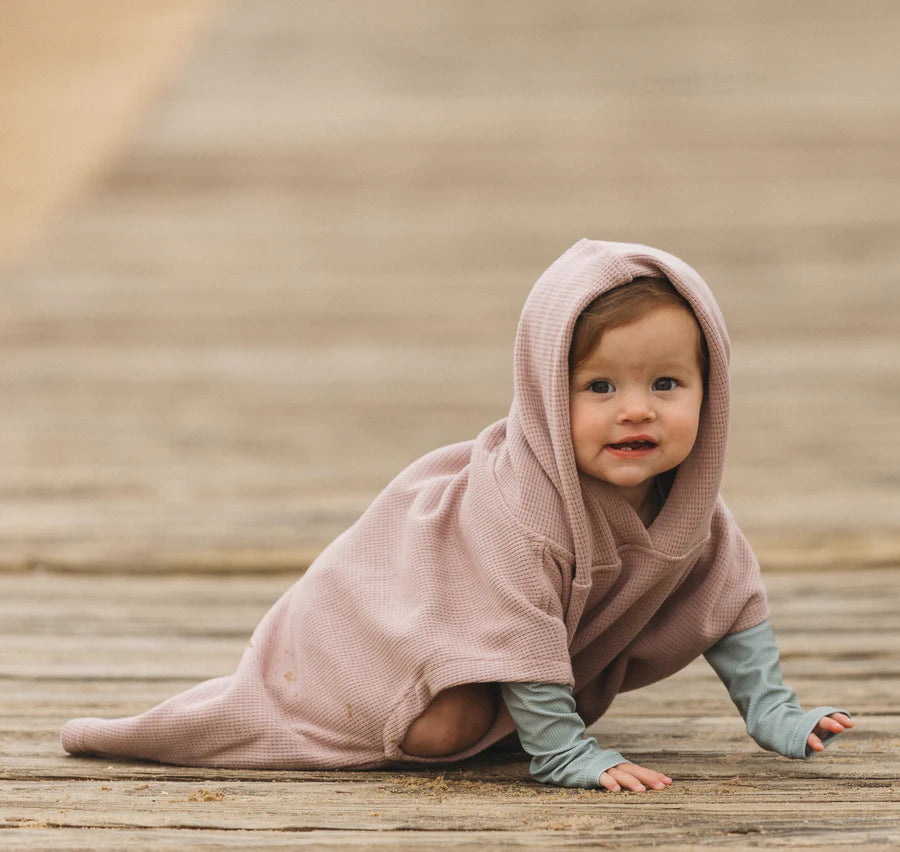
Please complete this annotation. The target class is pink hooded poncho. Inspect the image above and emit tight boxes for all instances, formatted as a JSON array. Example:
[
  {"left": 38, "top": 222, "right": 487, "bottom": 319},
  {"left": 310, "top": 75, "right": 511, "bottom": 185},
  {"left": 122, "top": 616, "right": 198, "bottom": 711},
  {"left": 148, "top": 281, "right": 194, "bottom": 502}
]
[{"left": 62, "top": 239, "right": 767, "bottom": 769}]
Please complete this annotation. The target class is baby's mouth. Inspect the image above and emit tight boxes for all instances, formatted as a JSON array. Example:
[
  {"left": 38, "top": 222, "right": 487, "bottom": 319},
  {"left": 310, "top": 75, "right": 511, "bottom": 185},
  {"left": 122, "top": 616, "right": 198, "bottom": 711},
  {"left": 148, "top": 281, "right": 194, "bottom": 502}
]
[{"left": 607, "top": 440, "right": 657, "bottom": 452}]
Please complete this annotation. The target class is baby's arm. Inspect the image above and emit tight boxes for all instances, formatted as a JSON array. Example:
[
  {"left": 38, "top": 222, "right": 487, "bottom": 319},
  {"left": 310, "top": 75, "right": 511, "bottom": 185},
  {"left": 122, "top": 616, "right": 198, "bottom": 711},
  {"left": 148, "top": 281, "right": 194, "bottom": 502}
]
[
  {"left": 500, "top": 682, "right": 671, "bottom": 792},
  {"left": 704, "top": 619, "right": 853, "bottom": 758}
]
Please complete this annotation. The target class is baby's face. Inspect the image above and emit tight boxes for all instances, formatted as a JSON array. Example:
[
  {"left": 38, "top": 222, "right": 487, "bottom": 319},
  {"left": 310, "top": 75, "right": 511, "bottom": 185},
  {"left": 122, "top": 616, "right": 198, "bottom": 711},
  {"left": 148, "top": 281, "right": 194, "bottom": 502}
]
[{"left": 569, "top": 304, "right": 705, "bottom": 500}]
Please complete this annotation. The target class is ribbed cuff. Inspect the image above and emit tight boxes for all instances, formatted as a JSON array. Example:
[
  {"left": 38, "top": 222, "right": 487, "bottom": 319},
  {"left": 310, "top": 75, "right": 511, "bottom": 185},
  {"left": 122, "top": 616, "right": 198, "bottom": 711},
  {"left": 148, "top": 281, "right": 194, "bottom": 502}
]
[
  {"left": 592, "top": 749, "right": 631, "bottom": 787},
  {"left": 578, "top": 749, "right": 628, "bottom": 788}
]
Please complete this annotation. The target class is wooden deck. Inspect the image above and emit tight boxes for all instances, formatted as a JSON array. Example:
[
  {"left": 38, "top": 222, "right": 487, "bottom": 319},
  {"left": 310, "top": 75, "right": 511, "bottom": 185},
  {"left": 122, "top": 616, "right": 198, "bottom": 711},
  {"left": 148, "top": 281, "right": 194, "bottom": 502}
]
[
  {"left": 2, "top": 0, "right": 899, "bottom": 573},
  {"left": 2, "top": 568, "right": 898, "bottom": 848},
  {"left": 2, "top": 0, "right": 900, "bottom": 847}
]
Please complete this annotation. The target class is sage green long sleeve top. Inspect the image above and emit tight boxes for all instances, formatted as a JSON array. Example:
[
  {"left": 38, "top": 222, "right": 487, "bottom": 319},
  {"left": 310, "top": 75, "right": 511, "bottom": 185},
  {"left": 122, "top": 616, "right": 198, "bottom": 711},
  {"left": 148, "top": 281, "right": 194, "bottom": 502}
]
[{"left": 501, "top": 619, "right": 850, "bottom": 788}]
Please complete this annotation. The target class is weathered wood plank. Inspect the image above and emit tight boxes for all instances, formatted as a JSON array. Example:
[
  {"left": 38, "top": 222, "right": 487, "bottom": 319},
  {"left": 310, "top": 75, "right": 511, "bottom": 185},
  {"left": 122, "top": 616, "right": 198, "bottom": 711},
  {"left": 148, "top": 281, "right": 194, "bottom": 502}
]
[
  {"left": 2, "top": 774, "right": 898, "bottom": 814},
  {"left": 3, "top": 828, "right": 899, "bottom": 851},
  {"left": 3, "top": 750, "right": 895, "bottom": 785},
  {"left": 1, "top": 778, "right": 898, "bottom": 847}
]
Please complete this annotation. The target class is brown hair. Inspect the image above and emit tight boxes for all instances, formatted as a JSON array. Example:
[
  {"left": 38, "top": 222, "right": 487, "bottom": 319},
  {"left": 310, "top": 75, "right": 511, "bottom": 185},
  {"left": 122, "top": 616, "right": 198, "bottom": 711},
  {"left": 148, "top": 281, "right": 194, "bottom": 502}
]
[{"left": 569, "top": 277, "right": 709, "bottom": 376}]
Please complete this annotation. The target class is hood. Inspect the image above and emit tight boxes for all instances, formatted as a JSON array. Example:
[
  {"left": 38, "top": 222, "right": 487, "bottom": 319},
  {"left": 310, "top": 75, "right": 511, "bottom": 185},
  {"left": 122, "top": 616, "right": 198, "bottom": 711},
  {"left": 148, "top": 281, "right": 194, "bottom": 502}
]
[{"left": 502, "top": 238, "right": 736, "bottom": 611}]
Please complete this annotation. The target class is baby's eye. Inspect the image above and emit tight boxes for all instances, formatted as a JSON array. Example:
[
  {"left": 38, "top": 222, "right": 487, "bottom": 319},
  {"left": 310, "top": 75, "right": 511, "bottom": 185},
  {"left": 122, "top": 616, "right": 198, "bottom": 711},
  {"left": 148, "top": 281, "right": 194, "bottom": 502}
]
[
  {"left": 653, "top": 377, "right": 678, "bottom": 392},
  {"left": 588, "top": 380, "right": 615, "bottom": 394}
]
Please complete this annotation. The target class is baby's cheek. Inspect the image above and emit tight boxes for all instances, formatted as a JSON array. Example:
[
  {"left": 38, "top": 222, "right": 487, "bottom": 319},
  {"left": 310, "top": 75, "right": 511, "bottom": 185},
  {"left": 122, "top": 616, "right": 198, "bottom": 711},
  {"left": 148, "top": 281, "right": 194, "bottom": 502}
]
[
  {"left": 569, "top": 425, "right": 593, "bottom": 471},
  {"left": 568, "top": 403, "right": 586, "bottom": 447},
  {"left": 671, "top": 412, "right": 701, "bottom": 455}
]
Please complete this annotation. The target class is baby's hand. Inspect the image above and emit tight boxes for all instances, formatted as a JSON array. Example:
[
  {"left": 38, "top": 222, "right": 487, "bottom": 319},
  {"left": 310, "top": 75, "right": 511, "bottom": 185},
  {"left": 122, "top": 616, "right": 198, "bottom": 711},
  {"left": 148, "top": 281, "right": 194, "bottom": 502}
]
[
  {"left": 807, "top": 712, "right": 854, "bottom": 752},
  {"left": 599, "top": 762, "right": 672, "bottom": 793}
]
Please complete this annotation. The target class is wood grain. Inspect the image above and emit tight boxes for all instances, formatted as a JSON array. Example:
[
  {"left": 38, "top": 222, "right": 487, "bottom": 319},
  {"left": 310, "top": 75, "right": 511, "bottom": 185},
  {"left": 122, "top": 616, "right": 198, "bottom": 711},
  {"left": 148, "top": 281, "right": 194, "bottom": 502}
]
[
  {"left": 2, "top": 569, "right": 899, "bottom": 847},
  {"left": 1, "top": 0, "right": 899, "bottom": 572},
  {"left": 2, "top": 2, "right": 899, "bottom": 845}
]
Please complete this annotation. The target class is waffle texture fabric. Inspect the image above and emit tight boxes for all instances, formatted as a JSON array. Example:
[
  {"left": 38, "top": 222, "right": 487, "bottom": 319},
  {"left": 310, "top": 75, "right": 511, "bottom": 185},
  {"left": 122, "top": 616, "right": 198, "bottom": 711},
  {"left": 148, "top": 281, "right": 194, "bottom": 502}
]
[{"left": 62, "top": 239, "right": 768, "bottom": 769}]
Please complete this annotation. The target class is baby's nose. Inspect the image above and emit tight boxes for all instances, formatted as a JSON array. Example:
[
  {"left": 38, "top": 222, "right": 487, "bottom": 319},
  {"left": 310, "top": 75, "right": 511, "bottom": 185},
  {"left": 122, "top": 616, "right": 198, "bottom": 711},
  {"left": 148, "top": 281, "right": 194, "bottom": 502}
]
[{"left": 617, "top": 393, "right": 655, "bottom": 423}]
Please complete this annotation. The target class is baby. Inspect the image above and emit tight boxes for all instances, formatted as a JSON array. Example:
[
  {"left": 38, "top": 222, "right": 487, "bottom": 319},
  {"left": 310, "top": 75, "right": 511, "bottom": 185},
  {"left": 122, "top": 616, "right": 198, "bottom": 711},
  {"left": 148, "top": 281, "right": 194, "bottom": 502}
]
[{"left": 62, "top": 239, "right": 852, "bottom": 790}]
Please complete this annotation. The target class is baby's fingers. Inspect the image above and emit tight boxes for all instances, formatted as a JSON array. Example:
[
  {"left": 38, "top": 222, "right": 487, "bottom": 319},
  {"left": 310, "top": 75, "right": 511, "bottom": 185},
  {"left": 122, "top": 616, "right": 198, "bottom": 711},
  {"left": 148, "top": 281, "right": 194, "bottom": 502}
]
[
  {"left": 815, "top": 714, "right": 852, "bottom": 737},
  {"left": 825, "top": 713, "right": 853, "bottom": 730},
  {"left": 599, "top": 763, "right": 672, "bottom": 793},
  {"left": 808, "top": 713, "right": 854, "bottom": 752},
  {"left": 599, "top": 768, "right": 644, "bottom": 792},
  {"left": 598, "top": 770, "right": 625, "bottom": 792}
]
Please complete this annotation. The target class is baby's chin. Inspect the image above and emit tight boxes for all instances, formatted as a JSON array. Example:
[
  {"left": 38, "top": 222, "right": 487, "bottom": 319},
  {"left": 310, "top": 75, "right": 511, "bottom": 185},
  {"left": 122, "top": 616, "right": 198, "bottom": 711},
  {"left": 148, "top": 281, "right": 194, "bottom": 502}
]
[{"left": 577, "top": 467, "right": 655, "bottom": 490}]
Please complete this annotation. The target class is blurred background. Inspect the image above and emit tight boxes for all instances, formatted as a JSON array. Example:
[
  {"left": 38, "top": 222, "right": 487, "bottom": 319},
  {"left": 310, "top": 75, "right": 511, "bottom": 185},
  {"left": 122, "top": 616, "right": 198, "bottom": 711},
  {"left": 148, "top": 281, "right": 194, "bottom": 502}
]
[{"left": 2, "top": 0, "right": 898, "bottom": 573}]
